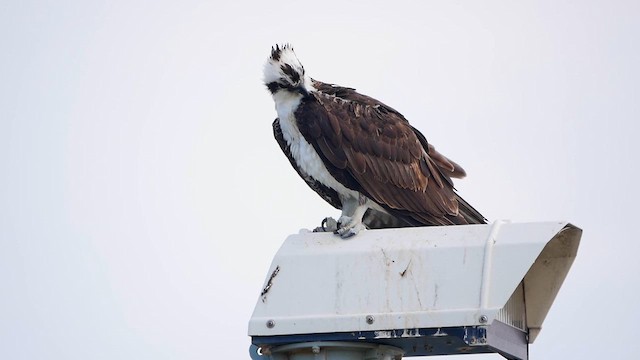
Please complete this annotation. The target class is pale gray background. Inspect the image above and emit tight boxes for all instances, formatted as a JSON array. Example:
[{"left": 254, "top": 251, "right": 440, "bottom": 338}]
[{"left": 1, "top": 0, "right": 639, "bottom": 359}]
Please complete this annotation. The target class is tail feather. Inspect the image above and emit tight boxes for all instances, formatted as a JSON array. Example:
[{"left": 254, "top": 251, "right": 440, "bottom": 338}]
[{"left": 456, "top": 194, "right": 487, "bottom": 224}]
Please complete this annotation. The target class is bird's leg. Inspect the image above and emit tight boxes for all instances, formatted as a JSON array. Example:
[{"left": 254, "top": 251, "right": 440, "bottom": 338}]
[{"left": 336, "top": 194, "right": 368, "bottom": 238}]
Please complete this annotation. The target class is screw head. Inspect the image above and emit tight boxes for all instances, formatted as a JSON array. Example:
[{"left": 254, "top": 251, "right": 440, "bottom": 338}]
[
  {"left": 479, "top": 315, "right": 488, "bottom": 324},
  {"left": 366, "top": 315, "right": 375, "bottom": 324},
  {"left": 266, "top": 319, "right": 275, "bottom": 328}
]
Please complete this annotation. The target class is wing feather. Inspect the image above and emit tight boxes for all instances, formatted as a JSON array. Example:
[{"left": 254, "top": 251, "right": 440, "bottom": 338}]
[
  {"left": 317, "top": 136, "right": 348, "bottom": 169},
  {"left": 344, "top": 148, "right": 367, "bottom": 175},
  {"left": 294, "top": 80, "right": 485, "bottom": 226}
]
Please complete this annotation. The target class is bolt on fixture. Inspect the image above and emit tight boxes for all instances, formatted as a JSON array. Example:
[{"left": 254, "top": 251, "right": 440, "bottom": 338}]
[{"left": 266, "top": 320, "right": 275, "bottom": 328}]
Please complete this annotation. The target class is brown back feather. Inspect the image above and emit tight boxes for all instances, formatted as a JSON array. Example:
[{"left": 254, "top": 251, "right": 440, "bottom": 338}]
[{"left": 295, "top": 80, "right": 485, "bottom": 226}]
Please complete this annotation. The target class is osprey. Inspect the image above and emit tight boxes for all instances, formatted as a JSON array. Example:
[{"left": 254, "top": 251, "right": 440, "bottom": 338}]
[{"left": 265, "top": 44, "right": 485, "bottom": 238}]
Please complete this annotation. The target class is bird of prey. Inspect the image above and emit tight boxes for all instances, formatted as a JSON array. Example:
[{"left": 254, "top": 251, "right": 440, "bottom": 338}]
[{"left": 264, "top": 44, "right": 485, "bottom": 238}]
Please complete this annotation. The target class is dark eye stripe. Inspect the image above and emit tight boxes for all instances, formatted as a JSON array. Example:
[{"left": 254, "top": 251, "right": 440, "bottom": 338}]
[
  {"left": 266, "top": 81, "right": 302, "bottom": 94},
  {"left": 266, "top": 81, "right": 280, "bottom": 94}
]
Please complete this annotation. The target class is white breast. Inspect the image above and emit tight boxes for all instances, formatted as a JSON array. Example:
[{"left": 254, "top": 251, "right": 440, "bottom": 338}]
[{"left": 273, "top": 92, "right": 359, "bottom": 200}]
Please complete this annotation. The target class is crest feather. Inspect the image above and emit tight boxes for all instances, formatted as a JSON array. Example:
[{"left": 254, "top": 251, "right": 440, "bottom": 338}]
[{"left": 270, "top": 43, "right": 294, "bottom": 61}]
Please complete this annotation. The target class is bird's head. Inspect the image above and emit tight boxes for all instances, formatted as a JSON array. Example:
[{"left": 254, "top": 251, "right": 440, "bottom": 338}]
[{"left": 264, "top": 44, "right": 310, "bottom": 97}]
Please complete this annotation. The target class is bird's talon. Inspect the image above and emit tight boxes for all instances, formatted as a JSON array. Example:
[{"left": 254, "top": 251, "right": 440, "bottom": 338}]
[
  {"left": 341, "top": 230, "right": 357, "bottom": 239},
  {"left": 335, "top": 223, "right": 365, "bottom": 239}
]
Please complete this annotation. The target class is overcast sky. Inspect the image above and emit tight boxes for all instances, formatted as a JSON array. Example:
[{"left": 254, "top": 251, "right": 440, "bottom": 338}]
[{"left": 1, "top": 1, "right": 639, "bottom": 359}]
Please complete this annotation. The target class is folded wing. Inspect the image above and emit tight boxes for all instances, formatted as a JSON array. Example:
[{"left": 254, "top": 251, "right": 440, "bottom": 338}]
[{"left": 296, "top": 81, "right": 485, "bottom": 226}]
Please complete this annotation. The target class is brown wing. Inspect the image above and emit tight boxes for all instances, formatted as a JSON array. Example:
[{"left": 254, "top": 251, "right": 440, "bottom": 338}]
[
  {"left": 297, "top": 82, "right": 484, "bottom": 225},
  {"left": 274, "top": 117, "right": 413, "bottom": 229}
]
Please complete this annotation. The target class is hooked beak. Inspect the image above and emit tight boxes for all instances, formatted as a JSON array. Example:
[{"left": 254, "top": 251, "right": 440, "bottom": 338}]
[{"left": 296, "top": 85, "right": 310, "bottom": 98}]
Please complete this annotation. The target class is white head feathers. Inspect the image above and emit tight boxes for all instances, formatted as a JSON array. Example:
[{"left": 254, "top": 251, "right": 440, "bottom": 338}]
[{"left": 263, "top": 44, "right": 311, "bottom": 94}]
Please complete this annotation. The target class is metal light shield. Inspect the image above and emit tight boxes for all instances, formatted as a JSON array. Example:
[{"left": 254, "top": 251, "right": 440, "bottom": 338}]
[{"left": 249, "top": 221, "right": 581, "bottom": 359}]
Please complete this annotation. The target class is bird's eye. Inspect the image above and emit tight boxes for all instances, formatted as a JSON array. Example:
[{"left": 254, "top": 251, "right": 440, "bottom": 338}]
[{"left": 266, "top": 81, "right": 284, "bottom": 94}]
